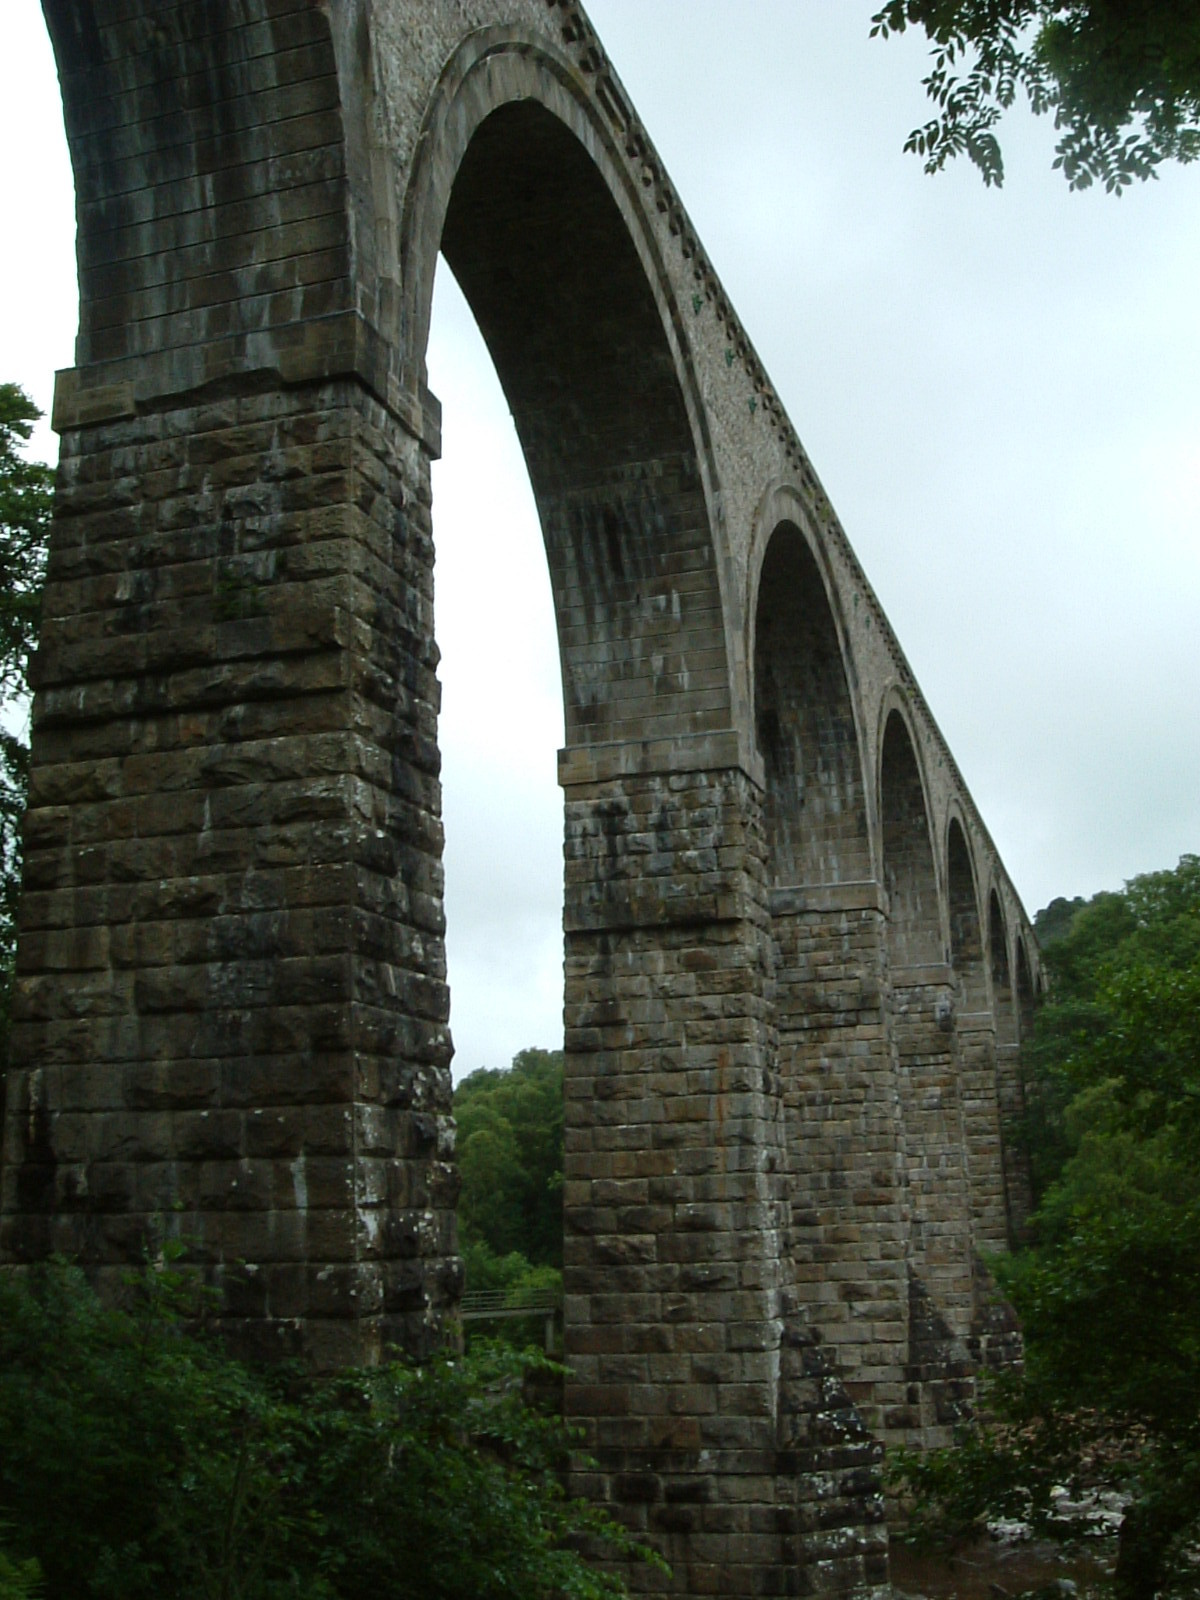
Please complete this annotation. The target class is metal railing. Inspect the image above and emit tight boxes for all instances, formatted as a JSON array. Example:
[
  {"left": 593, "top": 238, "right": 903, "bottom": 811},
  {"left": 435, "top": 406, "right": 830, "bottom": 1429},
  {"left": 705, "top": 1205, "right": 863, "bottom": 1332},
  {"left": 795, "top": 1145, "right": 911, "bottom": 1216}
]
[{"left": 459, "top": 1288, "right": 562, "bottom": 1353}]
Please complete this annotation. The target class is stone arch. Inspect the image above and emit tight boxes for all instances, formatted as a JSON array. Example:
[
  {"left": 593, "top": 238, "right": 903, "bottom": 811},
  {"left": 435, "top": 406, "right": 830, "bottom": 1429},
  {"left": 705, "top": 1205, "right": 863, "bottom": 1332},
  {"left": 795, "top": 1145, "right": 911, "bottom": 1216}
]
[
  {"left": 43, "top": 0, "right": 353, "bottom": 390},
  {"left": 392, "top": 39, "right": 823, "bottom": 1585},
  {"left": 749, "top": 505, "right": 870, "bottom": 885},
  {"left": 946, "top": 815, "right": 986, "bottom": 1009},
  {"left": 398, "top": 31, "right": 738, "bottom": 755},
  {"left": 988, "top": 889, "right": 1015, "bottom": 1028},
  {"left": 879, "top": 703, "right": 941, "bottom": 967},
  {"left": 25, "top": 0, "right": 769, "bottom": 1418},
  {"left": 1013, "top": 936, "right": 1040, "bottom": 1223},
  {"left": 8, "top": 6, "right": 1048, "bottom": 1585}
]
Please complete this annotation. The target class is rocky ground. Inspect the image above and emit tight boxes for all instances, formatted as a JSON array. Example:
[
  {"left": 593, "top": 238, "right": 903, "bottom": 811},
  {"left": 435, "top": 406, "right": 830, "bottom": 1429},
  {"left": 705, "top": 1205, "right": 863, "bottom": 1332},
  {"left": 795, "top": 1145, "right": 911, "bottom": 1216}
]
[{"left": 889, "top": 1530, "right": 1114, "bottom": 1600}]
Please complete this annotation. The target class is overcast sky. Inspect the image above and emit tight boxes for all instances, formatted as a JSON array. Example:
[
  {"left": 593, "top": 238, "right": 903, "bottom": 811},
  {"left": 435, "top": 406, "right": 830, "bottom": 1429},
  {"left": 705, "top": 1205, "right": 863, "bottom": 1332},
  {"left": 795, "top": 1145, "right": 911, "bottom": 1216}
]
[{"left": 2, "top": 4, "right": 1197, "bottom": 1080}]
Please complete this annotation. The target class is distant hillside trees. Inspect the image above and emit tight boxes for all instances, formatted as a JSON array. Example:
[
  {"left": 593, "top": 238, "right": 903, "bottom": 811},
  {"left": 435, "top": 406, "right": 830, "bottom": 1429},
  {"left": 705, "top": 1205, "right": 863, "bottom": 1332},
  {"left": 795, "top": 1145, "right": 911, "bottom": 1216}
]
[{"left": 454, "top": 1048, "right": 564, "bottom": 1312}]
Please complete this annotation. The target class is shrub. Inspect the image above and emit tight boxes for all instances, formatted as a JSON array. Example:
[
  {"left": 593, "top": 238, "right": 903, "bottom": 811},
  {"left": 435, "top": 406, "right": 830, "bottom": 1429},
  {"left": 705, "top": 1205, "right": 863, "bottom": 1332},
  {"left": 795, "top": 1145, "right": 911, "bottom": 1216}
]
[{"left": 0, "top": 1257, "right": 659, "bottom": 1600}]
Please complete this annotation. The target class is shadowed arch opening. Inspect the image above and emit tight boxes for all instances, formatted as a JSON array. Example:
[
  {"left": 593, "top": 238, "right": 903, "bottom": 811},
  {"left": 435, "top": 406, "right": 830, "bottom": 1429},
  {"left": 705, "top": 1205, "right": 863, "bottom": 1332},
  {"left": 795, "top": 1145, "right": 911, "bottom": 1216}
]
[
  {"left": 752, "top": 522, "right": 870, "bottom": 884},
  {"left": 1016, "top": 938, "right": 1037, "bottom": 1042},
  {"left": 881, "top": 710, "right": 940, "bottom": 966},
  {"left": 989, "top": 892, "right": 1015, "bottom": 1035},
  {"left": 435, "top": 98, "right": 730, "bottom": 750},
  {"left": 989, "top": 890, "right": 1019, "bottom": 1049},
  {"left": 947, "top": 818, "right": 986, "bottom": 1009}
]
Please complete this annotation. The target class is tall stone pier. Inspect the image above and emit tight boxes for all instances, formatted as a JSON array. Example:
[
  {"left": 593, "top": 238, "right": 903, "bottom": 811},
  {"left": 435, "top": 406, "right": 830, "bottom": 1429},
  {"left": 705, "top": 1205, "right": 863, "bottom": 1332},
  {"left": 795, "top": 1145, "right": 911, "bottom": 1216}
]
[{"left": 1, "top": 2, "right": 1041, "bottom": 1593}]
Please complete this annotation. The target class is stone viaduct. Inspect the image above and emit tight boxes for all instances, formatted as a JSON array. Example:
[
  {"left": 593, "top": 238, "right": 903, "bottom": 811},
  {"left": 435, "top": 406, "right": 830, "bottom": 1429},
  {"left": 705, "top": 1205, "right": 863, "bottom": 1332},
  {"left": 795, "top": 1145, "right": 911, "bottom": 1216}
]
[{"left": 1, "top": 2, "right": 1043, "bottom": 1594}]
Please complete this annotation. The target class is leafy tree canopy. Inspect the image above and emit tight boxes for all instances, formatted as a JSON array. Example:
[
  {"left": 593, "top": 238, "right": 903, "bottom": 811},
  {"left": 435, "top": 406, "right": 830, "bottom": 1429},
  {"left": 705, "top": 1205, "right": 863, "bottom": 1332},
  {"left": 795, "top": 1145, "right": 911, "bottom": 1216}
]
[
  {"left": 871, "top": 2, "right": 1200, "bottom": 190},
  {"left": 1022, "top": 855, "right": 1200, "bottom": 1195}
]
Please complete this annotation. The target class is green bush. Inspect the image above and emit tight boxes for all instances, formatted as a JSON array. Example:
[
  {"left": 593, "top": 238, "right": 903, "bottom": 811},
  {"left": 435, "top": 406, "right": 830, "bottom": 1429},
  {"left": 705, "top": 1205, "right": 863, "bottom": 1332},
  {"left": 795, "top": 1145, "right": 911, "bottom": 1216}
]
[
  {"left": 0, "top": 1258, "right": 659, "bottom": 1600},
  {"left": 0, "top": 1539, "right": 41, "bottom": 1600}
]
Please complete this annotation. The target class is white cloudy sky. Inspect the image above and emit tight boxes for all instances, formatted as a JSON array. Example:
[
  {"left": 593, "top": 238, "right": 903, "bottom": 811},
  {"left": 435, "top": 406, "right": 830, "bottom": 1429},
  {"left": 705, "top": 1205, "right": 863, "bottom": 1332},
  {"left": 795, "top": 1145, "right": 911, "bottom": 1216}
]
[{"left": 1, "top": 4, "right": 1197, "bottom": 1079}]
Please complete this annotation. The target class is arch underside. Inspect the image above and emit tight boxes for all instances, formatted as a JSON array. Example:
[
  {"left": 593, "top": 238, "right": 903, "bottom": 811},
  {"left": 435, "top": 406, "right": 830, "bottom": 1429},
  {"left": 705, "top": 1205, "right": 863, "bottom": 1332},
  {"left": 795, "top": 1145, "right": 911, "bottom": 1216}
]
[
  {"left": 881, "top": 710, "right": 941, "bottom": 968},
  {"left": 438, "top": 100, "right": 730, "bottom": 751},
  {"left": 45, "top": 0, "right": 352, "bottom": 381},
  {"left": 754, "top": 528, "right": 913, "bottom": 1452},
  {"left": 948, "top": 817, "right": 986, "bottom": 1009},
  {"left": 754, "top": 522, "right": 869, "bottom": 886}
]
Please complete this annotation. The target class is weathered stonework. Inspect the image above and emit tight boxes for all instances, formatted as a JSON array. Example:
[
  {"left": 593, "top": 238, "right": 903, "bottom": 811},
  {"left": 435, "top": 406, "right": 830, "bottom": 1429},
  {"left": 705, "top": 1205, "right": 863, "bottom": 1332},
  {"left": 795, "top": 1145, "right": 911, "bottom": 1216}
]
[
  {"left": 2, "top": 378, "right": 460, "bottom": 1365},
  {"left": 0, "top": 2, "right": 1042, "bottom": 1594}
]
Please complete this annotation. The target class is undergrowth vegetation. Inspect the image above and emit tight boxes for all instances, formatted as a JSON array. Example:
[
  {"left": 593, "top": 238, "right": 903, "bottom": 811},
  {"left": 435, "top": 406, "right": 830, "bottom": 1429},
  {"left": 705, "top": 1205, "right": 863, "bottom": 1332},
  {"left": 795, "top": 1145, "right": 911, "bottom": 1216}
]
[{"left": 0, "top": 1254, "right": 660, "bottom": 1600}]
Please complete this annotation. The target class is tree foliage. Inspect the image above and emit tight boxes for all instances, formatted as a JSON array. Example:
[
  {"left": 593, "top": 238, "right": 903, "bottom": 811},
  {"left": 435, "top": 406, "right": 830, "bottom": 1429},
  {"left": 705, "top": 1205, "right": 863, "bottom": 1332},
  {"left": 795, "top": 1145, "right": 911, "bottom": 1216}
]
[
  {"left": 871, "top": 2, "right": 1200, "bottom": 191},
  {"left": 452, "top": 1051, "right": 567, "bottom": 1349},
  {"left": 1021, "top": 855, "right": 1200, "bottom": 1198},
  {"left": 0, "top": 385, "right": 51, "bottom": 1061},
  {"left": 0, "top": 1539, "right": 41, "bottom": 1600},
  {"left": 455, "top": 1048, "right": 564, "bottom": 1290},
  {"left": 0, "top": 1255, "right": 657, "bottom": 1600},
  {"left": 893, "top": 855, "right": 1200, "bottom": 1600}
]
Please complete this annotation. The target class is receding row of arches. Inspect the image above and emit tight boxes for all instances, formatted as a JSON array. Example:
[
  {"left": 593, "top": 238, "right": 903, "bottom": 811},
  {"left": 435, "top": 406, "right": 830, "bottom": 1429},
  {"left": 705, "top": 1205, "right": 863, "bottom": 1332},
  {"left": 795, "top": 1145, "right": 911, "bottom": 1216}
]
[
  {"left": 754, "top": 515, "right": 1039, "bottom": 1442},
  {"left": 752, "top": 517, "right": 1038, "bottom": 1007},
  {"left": 17, "top": 6, "right": 1046, "bottom": 1582}
]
